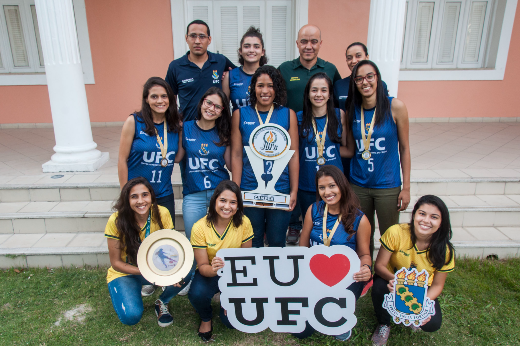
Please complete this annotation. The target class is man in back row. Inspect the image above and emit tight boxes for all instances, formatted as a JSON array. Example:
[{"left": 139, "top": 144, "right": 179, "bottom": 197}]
[
  {"left": 165, "top": 20, "right": 236, "bottom": 122},
  {"left": 278, "top": 24, "right": 341, "bottom": 245}
]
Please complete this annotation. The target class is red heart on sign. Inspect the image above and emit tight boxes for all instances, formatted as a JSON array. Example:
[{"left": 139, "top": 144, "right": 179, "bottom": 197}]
[{"left": 309, "top": 254, "right": 351, "bottom": 287}]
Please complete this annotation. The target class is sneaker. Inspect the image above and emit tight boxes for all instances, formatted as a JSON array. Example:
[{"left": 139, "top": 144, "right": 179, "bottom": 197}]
[
  {"left": 141, "top": 284, "right": 155, "bottom": 297},
  {"left": 177, "top": 280, "right": 192, "bottom": 296},
  {"left": 371, "top": 324, "right": 391, "bottom": 346},
  {"left": 360, "top": 278, "right": 373, "bottom": 298},
  {"left": 286, "top": 227, "right": 301, "bottom": 245},
  {"left": 155, "top": 299, "right": 173, "bottom": 327},
  {"left": 410, "top": 324, "right": 421, "bottom": 332},
  {"left": 335, "top": 329, "right": 352, "bottom": 341}
]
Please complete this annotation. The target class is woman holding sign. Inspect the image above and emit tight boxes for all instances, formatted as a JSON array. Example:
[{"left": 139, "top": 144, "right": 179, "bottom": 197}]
[
  {"left": 118, "top": 77, "right": 184, "bottom": 219},
  {"left": 296, "top": 165, "right": 372, "bottom": 341},
  {"left": 370, "top": 195, "right": 455, "bottom": 346},
  {"left": 344, "top": 60, "right": 411, "bottom": 258},
  {"left": 231, "top": 65, "right": 299, "bottom": 248},
  {"left": 298, "top": 73, "right": 346, "bottom": 220},
  {"left": 105, "top": 177, "right": 191, "bottom": 327},
  {"left": 189, "top": 180, "right": 254, "bottom": 341}
]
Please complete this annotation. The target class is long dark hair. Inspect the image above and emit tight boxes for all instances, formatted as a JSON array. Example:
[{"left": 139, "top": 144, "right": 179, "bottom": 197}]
[
  {"left": 113, "top": 177, "right": 164, "bottom": 265},
  {"left": 409, "top": 195, "right": 455, "bottom": 270},
  {"left": 300, "top": 73, "right": 341, "bottom": 144},
  {"left": 238, "top": 26, "right": 268, "bottom": 66},
  {"left": 345, "top": 60, "right": 390, "bottom": 129},
  {"left": 196, "top": 87, "right": 231, "bottom": 146},
  {"left": 315, "top": 166, "right": 361, "bottom": 238},
  {"left": 249, "top": 65, "right": 287, "bottom": 108},
  {"left": 206, "top": 180, "right": 244, "bottom": 229},
  {"left": 137, "top": 77, "right": 182, "bottom": 136}
]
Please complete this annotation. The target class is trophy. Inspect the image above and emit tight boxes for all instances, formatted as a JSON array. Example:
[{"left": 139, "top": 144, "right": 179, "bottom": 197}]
[{"left": 243, "top": 123, "right": 294, "bottom": 210}]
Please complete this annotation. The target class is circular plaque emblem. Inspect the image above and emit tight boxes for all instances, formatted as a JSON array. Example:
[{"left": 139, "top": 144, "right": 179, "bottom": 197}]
[
  {"left": 249, "top": 124, "right": 291, "bottom": 160},
  {"left": 137, "top": 229, "right": 194, "bottom": 286}
]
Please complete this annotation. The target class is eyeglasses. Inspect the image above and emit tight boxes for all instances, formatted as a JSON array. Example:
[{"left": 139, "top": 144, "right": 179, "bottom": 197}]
[
  {"left": 188, "top": 33, "right": 208, "bottom": 40},
  {"left": 354, "top": 73, "right": 376, "bottom": 85},
  {"left": 203, "top": 99, "right": 224, "bottom": 113}
]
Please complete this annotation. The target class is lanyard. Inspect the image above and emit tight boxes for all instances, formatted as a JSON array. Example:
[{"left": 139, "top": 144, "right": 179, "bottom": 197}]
[
  {"left": 360, "top": 107, "right": 376, "bottom": 160},
  {"left": 155, "top": 120, "right": 168, "bottom": 167},
  {"left": 322, "top": 204, "right": 342, "bottom": 247},
  {"left": 312, "top": 115, "right": 328, "bottom": 165},
  {"left": 143, "top": 212, "right": 151, "bottom": 239},
  {"left": 255, "top": 104, "right": 274, "bottom": 125}
]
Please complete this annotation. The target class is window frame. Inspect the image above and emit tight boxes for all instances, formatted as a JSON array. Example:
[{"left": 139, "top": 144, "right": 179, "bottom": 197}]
[
  {"left": 399, "top": 0, "right": 517, "bottom": 81},
  {"left": 0, "top": 0, "right": 95, "bottom": 85}
]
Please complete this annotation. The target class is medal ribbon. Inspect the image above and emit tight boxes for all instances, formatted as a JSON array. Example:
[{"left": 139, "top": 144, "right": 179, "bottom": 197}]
[
  {"left": 255, "top": 104, "right": 274, "bottom": 125},
  {"left": 154, "top": 119, "right": 168, "bottom": 163},
  {"left": 360, "top": 107, "right": 376, "bottom": 154},
  {"left": 312, "top": 115, "right": 328, "bottom": 160},
  {"left": 143, "top": 212, "right": 151, "bottom": 239},
  {"left": 322, "top": 204, "right": 342, "bottom": 247}
]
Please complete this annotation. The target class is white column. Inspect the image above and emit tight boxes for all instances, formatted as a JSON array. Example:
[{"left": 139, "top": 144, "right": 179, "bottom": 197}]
[
  {"left": 367, "top": 0, "right": 407, "bottom": 97},
  {"left": 35, "top": 0, "right": 108, "bottom": 172}
]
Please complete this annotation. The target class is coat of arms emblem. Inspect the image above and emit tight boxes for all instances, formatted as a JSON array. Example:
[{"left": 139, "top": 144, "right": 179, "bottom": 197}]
[{"left": 382, "top": 268, "right": 436, "bottom": 326}]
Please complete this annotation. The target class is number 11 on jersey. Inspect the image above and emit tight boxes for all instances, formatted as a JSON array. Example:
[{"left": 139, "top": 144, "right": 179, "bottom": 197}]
[{"left": 151, "top": 170, "right": 162, "bottom": 183}]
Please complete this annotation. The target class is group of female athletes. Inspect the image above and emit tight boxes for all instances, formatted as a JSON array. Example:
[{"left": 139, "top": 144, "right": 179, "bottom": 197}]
[{"left": 105, "top": 27, "right": 455, "bottom": 345}]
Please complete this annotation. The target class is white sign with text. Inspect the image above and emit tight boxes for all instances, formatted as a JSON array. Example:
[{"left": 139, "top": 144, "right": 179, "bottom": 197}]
[{"left": 217, "top": 246, "right": 360, "bottom": 335}]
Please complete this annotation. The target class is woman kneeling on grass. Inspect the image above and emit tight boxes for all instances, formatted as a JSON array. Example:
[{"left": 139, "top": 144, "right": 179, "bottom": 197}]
[
  {"left": 188, "top": 180, "right": 254, "bottom": 341},
  {"left": 371, "top": 195, "right": 455, "bottom": 346},
  {"left": 105, "top": 177, "right": 192, "bottom": 327},
  {"left": 295, "top": 165, "right": 372, "bottom": 341}
]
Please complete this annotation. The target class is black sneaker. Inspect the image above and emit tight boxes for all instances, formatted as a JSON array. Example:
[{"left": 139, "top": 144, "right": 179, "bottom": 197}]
[
  {"left": 286, "top": 227, "right": 301, "bottom": 245},
  {"left": 155, "top": 299, "right": 173, "bottom": 327}
]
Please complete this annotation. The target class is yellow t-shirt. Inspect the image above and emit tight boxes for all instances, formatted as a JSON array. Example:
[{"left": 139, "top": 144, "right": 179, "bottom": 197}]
[
  {"left": 380, "top": 223, "right": 455, "bottom": 286},
  {"left": 191, "top": 215, "right": 254, "bottom": 263},
  {"left": 104, "top": 205, "right": 174, "bottom": 283}
]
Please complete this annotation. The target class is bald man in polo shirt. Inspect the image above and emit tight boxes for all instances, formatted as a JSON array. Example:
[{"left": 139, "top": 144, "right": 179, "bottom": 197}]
[
  {"left": 278, "top": 24, "right": 341, "bottom": 113},
  {"left": 278, "top": 24, "right": 341, "bottom": 245}
]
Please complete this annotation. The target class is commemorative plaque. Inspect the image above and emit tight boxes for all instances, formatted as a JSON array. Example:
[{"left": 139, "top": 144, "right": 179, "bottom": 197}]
[
  {"left": 243, "top": 123, "right": 295, "bottom": 210},
  {"left": 137, "top": 229, "right": 194, "bottom": 286}
]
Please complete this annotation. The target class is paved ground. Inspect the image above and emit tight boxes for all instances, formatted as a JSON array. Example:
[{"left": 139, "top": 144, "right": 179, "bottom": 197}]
[{"left": 0, "top": 122, "right": 519, "bottom": 183}]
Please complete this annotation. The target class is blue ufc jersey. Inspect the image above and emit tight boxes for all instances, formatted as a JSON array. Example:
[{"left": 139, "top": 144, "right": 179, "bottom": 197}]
[
  {"left": 309, "top": 200, "right": 364, "bottom": 250},
  {"left": 350, "top": 97, "right": 401, "bottom": 189},
  {"left": 127, "top": 114, "right": 179, "bottom": 198},
  {"left": 229, "top": 67, "right": 253, "bottom": 111},
  {"left": 239, "top": 105, "right": 291, "bottom": 194},
  {"left": 297, "top": 109, "right": 343, "bottom": 192},
  {"left": 182, "top": 120, "right": 230, "bottom": 195}
]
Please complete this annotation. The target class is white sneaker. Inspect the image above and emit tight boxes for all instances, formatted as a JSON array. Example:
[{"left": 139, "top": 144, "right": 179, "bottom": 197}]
[
  {"left": 177, "top": 280, "right": 192, "bottom": 296},
  {"left": 141, "top": 284, "right": 156, "bottom": 297}
]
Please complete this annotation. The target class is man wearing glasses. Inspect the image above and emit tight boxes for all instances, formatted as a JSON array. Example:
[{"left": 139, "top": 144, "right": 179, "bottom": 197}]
[
  {"left": 165, "top": 20, "right": 236, "bottom": 122},
  {"left": 277, "top": 24, "right": 341, "bottom": 245}
]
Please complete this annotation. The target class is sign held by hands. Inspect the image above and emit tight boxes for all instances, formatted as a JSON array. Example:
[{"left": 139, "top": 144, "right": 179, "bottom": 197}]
[{"left": 217, "top": 246, "right": 360, "bottom": 335}]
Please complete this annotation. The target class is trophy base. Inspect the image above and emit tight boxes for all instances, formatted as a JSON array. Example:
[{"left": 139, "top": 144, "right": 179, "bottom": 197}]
[{"left": 243, "top": 192, "right": 290, "bottom": 210}]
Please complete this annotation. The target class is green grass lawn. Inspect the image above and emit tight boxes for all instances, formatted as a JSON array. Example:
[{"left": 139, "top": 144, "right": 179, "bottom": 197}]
[{"left": 1, "top": 258, "right": 519, "bottom": 345}]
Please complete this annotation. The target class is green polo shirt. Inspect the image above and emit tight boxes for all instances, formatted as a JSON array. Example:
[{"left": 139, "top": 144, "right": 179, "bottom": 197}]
[{"left": 278, "top": 57, "right": 341, "bottom": 113}]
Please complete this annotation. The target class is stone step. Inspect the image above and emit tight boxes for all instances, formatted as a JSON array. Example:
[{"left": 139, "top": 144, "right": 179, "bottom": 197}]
[
  {"left": 1, "top": 227, "right": 518, "bottom": 268},
  {"left": 0, "top": 177, "right": 519, "bottom": 203}
]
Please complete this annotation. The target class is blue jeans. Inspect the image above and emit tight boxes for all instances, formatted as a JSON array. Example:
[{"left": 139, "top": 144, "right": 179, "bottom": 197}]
[
  {"left": 182, "top": 189, "right": 214, "bottom": 241},
  {"left": 107, "top": 270, "right": 193, "bottom": 325},
  {"left": 188, "top": 270, "right": 234, "bottom": 328},
  {"left": 244, "top": 207, "right": 291, "bottom": 247},
  {"left": 157, "top": 193, "right": 176, "bottom": 227},
  {"left": 292, "top": 280, "right": 367, "bottom": 339},
  {"left": 298, "top": 190, "right": 318, "bottom": 221}
]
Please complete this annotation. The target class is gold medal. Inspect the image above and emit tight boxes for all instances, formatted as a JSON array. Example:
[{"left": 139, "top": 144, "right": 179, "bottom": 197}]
[
  {"left": 360, "top": 107, "right": 376, "bottom": 162},
  {"left": 322, "top": 204, "right": 342, "bottom": 247},
  {"left": 312, "top": 115, "right": 328, "bottom": 166},
  {"left": 155, "top": 119, "right": 168, "bottom": 168},
  {"left": 160, "top": 158, "right": 168, "bottom": 167}
]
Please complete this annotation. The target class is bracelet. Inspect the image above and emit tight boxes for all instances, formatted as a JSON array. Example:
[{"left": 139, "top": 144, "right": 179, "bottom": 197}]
[{"left": 363, "top": 263, "right": 372, "bottom": 272}]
